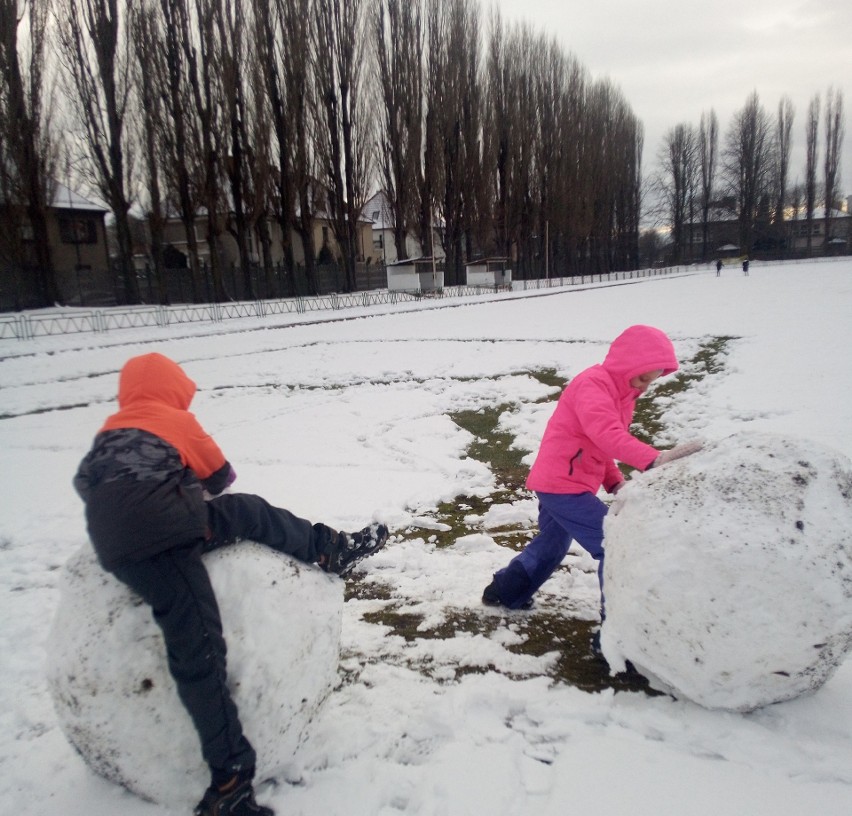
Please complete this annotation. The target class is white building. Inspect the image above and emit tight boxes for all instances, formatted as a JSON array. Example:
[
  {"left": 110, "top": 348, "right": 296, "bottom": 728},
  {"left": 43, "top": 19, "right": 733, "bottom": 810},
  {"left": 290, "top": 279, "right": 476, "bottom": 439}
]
[{"left": 362, "top": 191, "right": 444, "bottom": 265}]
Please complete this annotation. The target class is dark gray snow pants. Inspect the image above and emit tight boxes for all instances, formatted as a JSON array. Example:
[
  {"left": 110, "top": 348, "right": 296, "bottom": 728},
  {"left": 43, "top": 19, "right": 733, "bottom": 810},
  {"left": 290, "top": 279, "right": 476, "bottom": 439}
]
[{"left": 108, "top": 492, "right": 337, "bottom": 784}]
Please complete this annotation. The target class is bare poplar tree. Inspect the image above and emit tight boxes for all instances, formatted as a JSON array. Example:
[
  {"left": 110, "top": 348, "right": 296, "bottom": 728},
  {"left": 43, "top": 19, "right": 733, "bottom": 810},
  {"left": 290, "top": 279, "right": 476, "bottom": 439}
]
[
  {"left": 585, "top": 81, "right": 641, "bottom": 272},
  {"left": 502, "top": 25, "right": 535, "bottom": 276},
  {"left": 577, "top": 81, "right": 608, "bottom": 272},
  {"left": 256, "top": 0, "right": 295, "bottom": 291},
  {"left": 216, "top": 0, "right": 254, "bottom": 296},
  {"left": 773, "top": 96, "right": 794, "bottom": 229},
  {"left": 723, "top": 91, "right": 772, "bottom": 254},
  {"left": 128, "top": 0, "right": 168, "bottom": 302},
  {"left": 55, "top": 0, "right": 139, "bottom": 303},
  {"left": 157, "top": 0, "right": 204, "bottom": 301},
  {"left": 238, "top": 23, "right": 277, "bottom": 296},
  {"left": 457, "top": 4, "right": 486, "bottom": 267},
  {"left": 530, "top": 36, "right": 562, "bottom": 275},
  {"left": 823, "top": 87, "right": 844, "bottom": 242},
  {"left": 658, "top": 123, "right": 697, "bottom": 263},
  {"left": 374, "top": 0, "right": 423, "bottom": 262},
  {"left": 0, "top": 0, "right": 59, "bottom": 306},
  {"left": 286, "top": 0, "right": 321, "bottom": 293},
  {"left": 554, "top": 56, "right": 586, "bottom": 275},
  {"left": 698, "top": 109, "right": 718, "bottom": 260},
  {"left": 314, "top": 0, "right": 375, "bottom": 292},
  {"left": 575, "top": 81, "right": 613, "bottom": 274},
  {"left": 613, "top": 107, "right": 643, "bottom": 271},
  {"left": 804, "top": 93, "right": 820, "bottom": 254},
  {"left": 525, "top": 32, "right": 572, "bottom": 276},
  {"left": 186, "top": 0, "right": 229, "bottom": 301},
  {"left": 424, "top": 0, "right": 482, "bottom": 283},
  {"left": 484, "top": 8, "right": 511, "bottom": 260}
]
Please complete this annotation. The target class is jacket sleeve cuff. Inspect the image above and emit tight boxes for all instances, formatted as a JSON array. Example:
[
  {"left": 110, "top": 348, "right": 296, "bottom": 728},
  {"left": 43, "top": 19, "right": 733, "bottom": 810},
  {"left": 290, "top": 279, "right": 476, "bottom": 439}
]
[
  {"left": 202, "top": 461, "right": 234, "bottom": 496},
  {"left": 605, "top": 479, "right": 625, "bottom": 494}
]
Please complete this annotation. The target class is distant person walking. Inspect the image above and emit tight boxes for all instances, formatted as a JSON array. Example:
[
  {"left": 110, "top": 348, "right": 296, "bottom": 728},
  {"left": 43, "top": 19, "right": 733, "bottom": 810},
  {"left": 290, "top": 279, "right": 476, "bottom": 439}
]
[
  {"left": 742, "top": 258, "right": 750, "bottom": 275},
  {"left": 716, "top": 259, "right": 722, "bottom": 276}
]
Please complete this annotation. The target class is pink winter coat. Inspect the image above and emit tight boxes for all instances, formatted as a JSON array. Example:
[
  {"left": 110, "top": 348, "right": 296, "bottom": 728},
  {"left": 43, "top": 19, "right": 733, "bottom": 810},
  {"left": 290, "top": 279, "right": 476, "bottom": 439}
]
[{"left": 526, "top": 325, "right": 679, "bottom": 495}]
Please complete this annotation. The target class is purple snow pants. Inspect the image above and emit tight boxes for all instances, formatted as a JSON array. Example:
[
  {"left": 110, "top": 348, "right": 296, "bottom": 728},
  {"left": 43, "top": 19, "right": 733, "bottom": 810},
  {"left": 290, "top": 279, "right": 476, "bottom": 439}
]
[{"left": 491, "top": 491, "right": 608, "bottom": 610}]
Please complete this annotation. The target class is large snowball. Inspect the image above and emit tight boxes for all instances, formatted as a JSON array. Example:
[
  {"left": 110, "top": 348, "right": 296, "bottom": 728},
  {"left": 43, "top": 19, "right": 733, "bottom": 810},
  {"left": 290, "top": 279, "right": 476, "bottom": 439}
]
[
  {"left": 601, "top": 431, "right": 852, "bottom": 712},
  {"left": 47, "top": 542, "right": 343, "bottom": 807}
]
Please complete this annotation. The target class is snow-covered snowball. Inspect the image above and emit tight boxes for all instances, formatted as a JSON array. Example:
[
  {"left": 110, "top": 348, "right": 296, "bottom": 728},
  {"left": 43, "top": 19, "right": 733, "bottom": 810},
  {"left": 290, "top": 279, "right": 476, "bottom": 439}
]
[
  {"left": 601, "top": 431, "right": 852, "bottom": 712},
  {"left": 47, "top": 542, "right": 343, "bottom": 807}
]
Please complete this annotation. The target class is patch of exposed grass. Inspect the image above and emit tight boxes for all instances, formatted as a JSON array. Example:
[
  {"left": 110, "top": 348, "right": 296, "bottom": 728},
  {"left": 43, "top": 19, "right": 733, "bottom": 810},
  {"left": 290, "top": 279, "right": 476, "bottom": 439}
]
[
  {"left": 528, "top": 366, "right": 565, "bottom": 395},
  {"left": 354, "top": 603, "right": 658, "bottom": 694},
  {"left": 502, "top": 613, "right": 661, "bottom": 694},
  {"left": 454, "top": 405, "right": 530, "bottom": 493},
  {"left": 344, "top": 580, "right": 394, "bottom": 603}
]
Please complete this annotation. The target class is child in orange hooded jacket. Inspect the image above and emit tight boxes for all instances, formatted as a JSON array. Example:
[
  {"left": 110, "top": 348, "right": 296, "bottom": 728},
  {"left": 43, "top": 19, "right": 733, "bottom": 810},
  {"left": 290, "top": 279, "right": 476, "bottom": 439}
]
[
  {"left": 482, "top": 326, "right": 702, "bottom": 627},
  {"left": 74, "top": 353, "right": 388, "bottom": 816}
]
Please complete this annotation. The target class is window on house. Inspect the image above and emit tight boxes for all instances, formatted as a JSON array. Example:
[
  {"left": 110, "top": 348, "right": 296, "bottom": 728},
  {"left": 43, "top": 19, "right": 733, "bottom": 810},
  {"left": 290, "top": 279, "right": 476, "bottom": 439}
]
[
  {"left": 372, "top": 210, "right": 380, "bottom": 221},
  {"left": 59, "top": 217, "right": 97, "bottom": 244},
  {"left": 19, "top": 222, "right": 34, "bottom": 242},
  {"left": 373, "top": 233, "right": 383, "bottom": 249}
]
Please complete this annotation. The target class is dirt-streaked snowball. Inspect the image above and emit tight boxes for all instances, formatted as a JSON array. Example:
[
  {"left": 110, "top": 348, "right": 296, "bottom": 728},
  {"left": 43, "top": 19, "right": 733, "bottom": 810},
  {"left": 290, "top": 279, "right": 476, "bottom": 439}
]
[
  {"left": 47, "top": 542, "right": 343, "bottom": 807},
  {"left": 601, "top": 431, "right": 852, "bottom": 712}
]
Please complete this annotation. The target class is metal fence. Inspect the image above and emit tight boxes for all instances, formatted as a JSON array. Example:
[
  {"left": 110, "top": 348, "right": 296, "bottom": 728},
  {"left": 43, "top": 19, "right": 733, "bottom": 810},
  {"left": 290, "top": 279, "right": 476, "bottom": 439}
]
[{"left": 0, "top": 263, "right": 703, "bottom": 341}]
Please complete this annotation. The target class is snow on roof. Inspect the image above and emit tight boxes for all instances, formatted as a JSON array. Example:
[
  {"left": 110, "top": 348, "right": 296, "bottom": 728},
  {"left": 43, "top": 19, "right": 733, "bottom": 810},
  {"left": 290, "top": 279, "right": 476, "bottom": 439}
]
[
  {"left": 51, "top": 181, "right": 108, "bottom": 212},
  {"left": 385, "top": 255, "right": 440, "bottom": 266},
  {"left": 465, "top": 256, "right": 510, "bottom": 266},
  {"left": 787, "top": 206, "right": 849, "bottom": 221},
  {"left": 362, "top": 191, "right": 393, "bottom": 229}
]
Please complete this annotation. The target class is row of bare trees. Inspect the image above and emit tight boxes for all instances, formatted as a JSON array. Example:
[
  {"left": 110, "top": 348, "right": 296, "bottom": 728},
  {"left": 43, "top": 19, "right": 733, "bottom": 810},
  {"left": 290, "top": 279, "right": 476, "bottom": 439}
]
[
  {"left": 2, "top": 0, "right": 643, "bottom": 307},
  {"left": 655, "top": 88, "right": 845, "bottom": 263}
]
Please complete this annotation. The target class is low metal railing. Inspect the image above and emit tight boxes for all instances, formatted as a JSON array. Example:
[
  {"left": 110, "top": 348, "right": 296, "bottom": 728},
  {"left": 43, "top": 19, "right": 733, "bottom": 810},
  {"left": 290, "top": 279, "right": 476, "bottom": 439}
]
[{"left": 0, "top": 264, "right": 701, "bottom": 341}]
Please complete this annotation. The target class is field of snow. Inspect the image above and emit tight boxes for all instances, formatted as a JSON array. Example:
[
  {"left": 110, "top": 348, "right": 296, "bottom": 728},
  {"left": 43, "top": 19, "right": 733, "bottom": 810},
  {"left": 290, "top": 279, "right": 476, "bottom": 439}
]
[{"left": 2, "top": 258, "right": 851, "bottom": 815}]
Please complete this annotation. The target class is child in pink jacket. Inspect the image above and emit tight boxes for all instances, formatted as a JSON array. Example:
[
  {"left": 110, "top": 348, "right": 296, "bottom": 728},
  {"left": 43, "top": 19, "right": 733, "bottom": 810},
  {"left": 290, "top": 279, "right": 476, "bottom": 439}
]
[{"left": 482, "top": 325, "right": 702, "bottom": 619}]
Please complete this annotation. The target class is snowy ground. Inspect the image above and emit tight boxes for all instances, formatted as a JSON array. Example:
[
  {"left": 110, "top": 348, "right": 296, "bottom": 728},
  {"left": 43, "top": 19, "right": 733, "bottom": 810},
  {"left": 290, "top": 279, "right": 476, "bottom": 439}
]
[{"left": 2, "top": 259, "right": 852, "bottom": 815}]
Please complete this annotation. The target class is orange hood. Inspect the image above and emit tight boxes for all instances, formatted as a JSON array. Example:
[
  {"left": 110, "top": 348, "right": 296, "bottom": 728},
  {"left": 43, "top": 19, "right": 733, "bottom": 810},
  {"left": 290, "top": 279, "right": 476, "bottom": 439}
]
[{"left": 116, "top": 353, "right": 197, "bottom": 411}]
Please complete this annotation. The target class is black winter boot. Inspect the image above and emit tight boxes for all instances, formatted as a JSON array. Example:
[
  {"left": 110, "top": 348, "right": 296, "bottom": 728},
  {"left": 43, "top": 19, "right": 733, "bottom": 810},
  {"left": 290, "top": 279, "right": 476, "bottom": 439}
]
[
  {"left": 320, "top": 523, "right": 389, "bottom": 576},
  {"left": 194, "top": 777, "right": 274, "bottom": 816},
  {"left": 482, "top": 580, "right": 534, "bottom": 610}
]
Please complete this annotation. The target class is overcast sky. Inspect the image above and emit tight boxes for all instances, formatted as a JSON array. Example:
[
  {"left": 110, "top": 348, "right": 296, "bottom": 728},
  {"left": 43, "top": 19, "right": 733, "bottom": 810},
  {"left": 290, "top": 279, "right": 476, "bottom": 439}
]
[{"left": 492, "top": 0, "right": 852, "bottom": 205}]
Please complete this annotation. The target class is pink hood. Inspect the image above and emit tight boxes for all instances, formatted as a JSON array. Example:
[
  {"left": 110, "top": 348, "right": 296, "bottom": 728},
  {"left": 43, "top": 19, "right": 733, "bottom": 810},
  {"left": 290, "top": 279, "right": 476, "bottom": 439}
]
[
  {"left": 601, "top": 324, "right": 678, "bottom": 397},
  {"left": 526, "top": 325, "right": 678, "bottom": 495}
]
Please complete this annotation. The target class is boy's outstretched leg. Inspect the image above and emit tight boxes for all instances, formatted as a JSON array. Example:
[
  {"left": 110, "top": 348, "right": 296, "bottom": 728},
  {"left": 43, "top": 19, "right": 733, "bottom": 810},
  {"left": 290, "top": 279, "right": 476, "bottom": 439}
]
[
  {"left": 205, "top": 493, "right": 337, "bottom": 563},
  {"left": 205, "top": 493, "right": 389, "bottom": 575}
]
